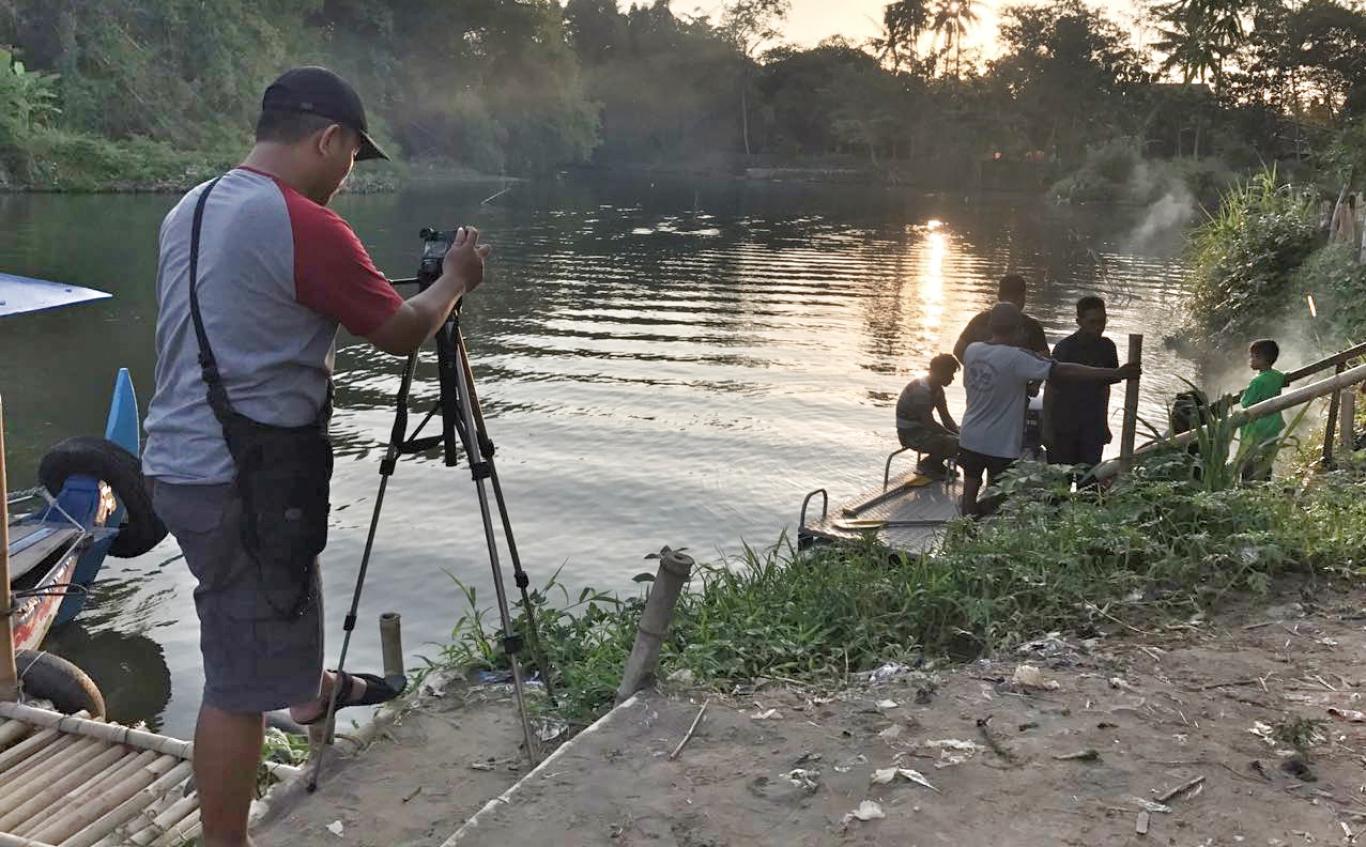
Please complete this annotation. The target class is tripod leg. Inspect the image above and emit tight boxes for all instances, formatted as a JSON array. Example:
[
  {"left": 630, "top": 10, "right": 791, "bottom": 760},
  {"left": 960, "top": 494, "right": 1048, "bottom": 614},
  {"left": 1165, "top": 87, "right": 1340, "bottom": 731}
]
[
  {"left": 440, "top": 322, "right": 540, "bottom": 765},
  {"left": 307, "top": 350, "right": 419, "bottom": 792},
  {"left": 454, "top": 338, "right": 558, "bottom": 704}
]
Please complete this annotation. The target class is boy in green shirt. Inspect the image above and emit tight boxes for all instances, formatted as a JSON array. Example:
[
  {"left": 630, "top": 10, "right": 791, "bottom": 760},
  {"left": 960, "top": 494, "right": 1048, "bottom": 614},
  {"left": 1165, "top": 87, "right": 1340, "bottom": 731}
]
[{"left": 1240, "top": 338, "right": 1287, "bottom": 480}]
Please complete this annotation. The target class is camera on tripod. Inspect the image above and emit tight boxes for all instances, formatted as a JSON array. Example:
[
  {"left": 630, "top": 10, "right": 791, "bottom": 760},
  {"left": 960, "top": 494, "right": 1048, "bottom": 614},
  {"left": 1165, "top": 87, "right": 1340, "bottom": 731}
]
[{"left": 418, "top": 227, "right": 459, "bottom": 288}]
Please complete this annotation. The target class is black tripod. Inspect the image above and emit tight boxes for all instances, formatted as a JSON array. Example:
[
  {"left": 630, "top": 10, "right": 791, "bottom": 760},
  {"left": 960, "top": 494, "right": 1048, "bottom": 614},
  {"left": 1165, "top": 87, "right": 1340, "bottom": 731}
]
[{"left": 308, "top": 256, "right": 554, "bottom": 790}]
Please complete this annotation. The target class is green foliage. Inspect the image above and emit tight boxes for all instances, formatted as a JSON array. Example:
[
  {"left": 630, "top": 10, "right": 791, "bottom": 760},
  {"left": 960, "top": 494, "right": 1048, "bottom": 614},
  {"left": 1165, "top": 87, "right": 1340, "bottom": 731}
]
[
  {"left": 441, "top": 463, "right": 1366, "bottom": 725},
  {"left": 1294, "top": 242, "right": 1366, "bottom": 344},
  {"left": 1186, "top": 168, "right": 1321, "bottom": 339}
]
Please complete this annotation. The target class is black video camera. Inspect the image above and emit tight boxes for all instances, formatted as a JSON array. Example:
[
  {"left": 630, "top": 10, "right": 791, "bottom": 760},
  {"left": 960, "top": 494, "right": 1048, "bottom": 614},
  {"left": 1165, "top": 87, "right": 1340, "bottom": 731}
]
[{"left": 418, "top": 227, "right": 458, "bottom": 289}]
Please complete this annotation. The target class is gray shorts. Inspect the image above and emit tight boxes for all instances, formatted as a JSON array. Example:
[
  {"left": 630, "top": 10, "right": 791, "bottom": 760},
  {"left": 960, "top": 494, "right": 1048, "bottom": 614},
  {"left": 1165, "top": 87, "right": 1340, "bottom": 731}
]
[{"left": 152, "top": 481, "right": 323, "bottom": 713}]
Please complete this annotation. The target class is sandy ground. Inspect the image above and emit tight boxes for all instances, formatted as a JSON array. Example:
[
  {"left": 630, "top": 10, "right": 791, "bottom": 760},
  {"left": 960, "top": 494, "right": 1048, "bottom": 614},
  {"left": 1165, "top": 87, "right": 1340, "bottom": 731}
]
[
  {"left": 255, "top": 681, "right": 533, "bottom": 847},
  {"left": 454, "top": 592, "right": 1366, "bottom": 846}
]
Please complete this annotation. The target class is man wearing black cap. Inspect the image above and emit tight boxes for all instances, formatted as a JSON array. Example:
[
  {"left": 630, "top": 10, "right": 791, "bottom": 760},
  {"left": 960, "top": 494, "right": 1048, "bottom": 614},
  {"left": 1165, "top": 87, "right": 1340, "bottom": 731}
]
[{"left": 143, "top": 67, "right": 490, "bottom": 846}]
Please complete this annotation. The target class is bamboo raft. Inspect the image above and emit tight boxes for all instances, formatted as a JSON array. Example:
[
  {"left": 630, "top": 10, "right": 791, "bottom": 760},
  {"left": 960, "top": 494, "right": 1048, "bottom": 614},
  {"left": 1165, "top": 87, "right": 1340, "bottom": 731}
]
[{"left": 0, "top": 701, "right": 203, "bottom": 847}]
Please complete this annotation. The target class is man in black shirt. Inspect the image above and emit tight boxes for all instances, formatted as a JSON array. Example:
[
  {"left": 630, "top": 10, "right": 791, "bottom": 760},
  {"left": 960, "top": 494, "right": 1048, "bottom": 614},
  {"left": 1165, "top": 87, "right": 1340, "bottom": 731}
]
[
  {"left": 953, "top": 274, "right": 1050, "bottom": 363},
  {"left": 1044, "top": 295, "right": 1120, "bottom": 474}
]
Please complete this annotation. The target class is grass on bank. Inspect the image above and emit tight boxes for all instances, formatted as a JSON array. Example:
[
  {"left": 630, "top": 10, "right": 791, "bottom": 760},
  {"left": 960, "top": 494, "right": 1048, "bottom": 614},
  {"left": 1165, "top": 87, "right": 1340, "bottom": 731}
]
[{"left": 437, "top": 433, "right": 1366, "bottom": 724}]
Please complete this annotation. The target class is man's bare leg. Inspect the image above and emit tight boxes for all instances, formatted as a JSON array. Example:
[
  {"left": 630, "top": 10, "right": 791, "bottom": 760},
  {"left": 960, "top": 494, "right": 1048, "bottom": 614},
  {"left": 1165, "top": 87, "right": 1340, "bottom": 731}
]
[{"left": 195, "top": 704, "right": 264, "bottom": 847}]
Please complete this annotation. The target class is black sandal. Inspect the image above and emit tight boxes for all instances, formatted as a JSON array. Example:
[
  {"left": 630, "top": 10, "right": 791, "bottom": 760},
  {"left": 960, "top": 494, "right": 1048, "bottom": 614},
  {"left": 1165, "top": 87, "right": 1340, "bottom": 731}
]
[{"left": 298, "top": 670, "right": 406, "bottom": 725}]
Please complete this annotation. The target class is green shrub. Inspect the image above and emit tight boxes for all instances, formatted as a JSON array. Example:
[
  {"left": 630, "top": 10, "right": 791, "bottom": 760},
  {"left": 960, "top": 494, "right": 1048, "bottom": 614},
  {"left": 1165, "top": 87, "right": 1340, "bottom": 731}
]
[
  {"left": 1186, "top": 168, "right": 1321, "bottom": 339},
  {"left": 1294, "top": 243, "right": 1366, "bottom": 344}
]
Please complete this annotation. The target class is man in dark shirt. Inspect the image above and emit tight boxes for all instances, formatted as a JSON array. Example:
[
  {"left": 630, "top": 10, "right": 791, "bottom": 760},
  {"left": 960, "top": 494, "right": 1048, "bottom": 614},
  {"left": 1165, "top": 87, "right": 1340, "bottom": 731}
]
[
  {"left": 1044, "top": 295, "right": 1120, "bottom": 474},
  {"left": 953, "top": 273, "right": 1051, "bottom": 363}
]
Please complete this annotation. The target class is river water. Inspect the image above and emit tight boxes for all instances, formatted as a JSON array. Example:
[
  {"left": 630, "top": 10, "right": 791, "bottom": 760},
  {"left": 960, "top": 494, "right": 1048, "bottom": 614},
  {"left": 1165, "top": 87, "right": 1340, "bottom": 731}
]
[{"left": 0, "top": 176, "right": 1197, "bottom": 734}]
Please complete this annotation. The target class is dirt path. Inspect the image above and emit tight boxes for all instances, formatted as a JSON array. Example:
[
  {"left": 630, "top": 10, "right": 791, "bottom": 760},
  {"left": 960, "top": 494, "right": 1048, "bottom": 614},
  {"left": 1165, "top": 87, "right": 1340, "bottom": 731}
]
[{"left": 453, "top": 593, "right": 1366, "bottom": 846}]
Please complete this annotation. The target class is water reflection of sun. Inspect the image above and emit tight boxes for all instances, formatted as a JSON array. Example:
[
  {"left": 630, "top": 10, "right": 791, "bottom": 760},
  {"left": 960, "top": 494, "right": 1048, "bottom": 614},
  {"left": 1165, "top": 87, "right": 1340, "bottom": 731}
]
[{"left": 916, "top": 222, "right": 948, "bottom": 339}]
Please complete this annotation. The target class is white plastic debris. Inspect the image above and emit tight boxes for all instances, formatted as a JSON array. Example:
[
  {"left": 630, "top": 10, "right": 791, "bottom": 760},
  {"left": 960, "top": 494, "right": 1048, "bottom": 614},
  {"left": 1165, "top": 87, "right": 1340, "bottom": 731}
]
[
  {"left": 1329, "top": 707, "right": 1366, "bottom": 723},
  {"left": 1016, "top": 632, "right": 1072, "bottom": 658},
  {"left": 750, "top": 708, "right": 783, "bottom": 721},
  {"left": 1130, "top": 797, "right": 1173, "bottom": 814},
  {"left": 326, "top": 820, "right": 345, "bottom": 838},
  {"left": 875, "top": 699, "right": 899, "bottom": 709},
  {"left": 925, "top": 738, "right": 984, "bottom": 767},
  {"left": 844, "top": 800, "right": 886, "bottom": 823},
  {"left": 869, "top": 767, "right": 939, "bottom": 792},
  {"left": 1012, "top": 664, "right": 1060, "bottom": 691},
  {"left": 785, "top": 768, "right": 820, "bottom": 790},
  {"left": 878, "top": 724, "right": 904, "bottom": 741},
  {"left": 1108, "top": 677, "right": 1135, "bottom": 691},
  {"left": 1249, "top": 721, "right": 1277, "bottom": 745},
  {"left": 536, "top": 719, "right": 569, "bottom": 743},
  {"left": 867, "top": 662, "right": 910, "bottom": 684}
]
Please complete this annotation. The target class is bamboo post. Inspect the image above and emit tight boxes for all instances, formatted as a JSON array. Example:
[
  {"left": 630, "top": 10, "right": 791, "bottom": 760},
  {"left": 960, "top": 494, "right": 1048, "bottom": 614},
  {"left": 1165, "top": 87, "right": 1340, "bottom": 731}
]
[
  {"left": 379, "top": 612, "right": 404, "bottom": 686},
  {"left": 0, "top": 719, "right": 28, "bottom": 750},
  {"left": 1095, "top": 360, "right": 1366, "bottom": 482},
  {"left": 615, "top": 547, "right": 694, "bottom": 705},
  {"left": 1323, "top": 362, "right": 1345, "bottom": 467},
  {"left": 0, "top": 395, "right": 18, "bottom": 702},
  {"left": 1342, "top": 389, "right": 1358, "bottom": 455},
  {"left": 1120, "top": 334, "right": 1143, "bottom": 468},
  {"left": 146, "top": 808, "right": 199, "bottom": 847}
]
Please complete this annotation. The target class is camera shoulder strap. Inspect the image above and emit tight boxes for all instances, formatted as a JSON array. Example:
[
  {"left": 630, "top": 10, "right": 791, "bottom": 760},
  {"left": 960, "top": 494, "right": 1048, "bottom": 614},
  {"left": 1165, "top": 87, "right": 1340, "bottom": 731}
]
[{"left": 186, "top": 176, "right": 234, "bottom": 425}]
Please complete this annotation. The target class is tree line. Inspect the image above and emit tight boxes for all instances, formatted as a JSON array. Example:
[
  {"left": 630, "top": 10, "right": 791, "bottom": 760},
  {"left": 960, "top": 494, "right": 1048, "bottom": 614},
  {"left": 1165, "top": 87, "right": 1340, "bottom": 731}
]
[{"left": 1, "top": 0, "right": 1365, "bottom": 187}]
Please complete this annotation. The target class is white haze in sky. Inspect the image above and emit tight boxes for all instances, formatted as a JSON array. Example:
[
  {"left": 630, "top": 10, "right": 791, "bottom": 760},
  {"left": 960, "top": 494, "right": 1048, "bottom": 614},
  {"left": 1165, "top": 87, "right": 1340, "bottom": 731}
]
[{"left": 687, "top": 0, "right": 1149, "bottom": 57}]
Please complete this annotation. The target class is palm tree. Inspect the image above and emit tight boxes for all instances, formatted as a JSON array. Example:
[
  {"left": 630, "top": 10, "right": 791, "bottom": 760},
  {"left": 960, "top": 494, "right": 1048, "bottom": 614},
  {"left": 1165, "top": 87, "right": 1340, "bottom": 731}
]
[
  {"left": 930, "top": 0, "right": 978, "bottom": 78},
  {"left": 880, "top": 0, "right": 930, "bottom": 72},
  {"left": 1151, "top": 0, "right": 1254, "bottom": 95}
]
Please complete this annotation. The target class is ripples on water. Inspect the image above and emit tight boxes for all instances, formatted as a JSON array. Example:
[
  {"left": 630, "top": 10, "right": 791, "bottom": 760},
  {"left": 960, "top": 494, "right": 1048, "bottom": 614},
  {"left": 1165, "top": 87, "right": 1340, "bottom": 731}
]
[{"left": 0, "top": 177, "right": 1195, "bottom": 733}]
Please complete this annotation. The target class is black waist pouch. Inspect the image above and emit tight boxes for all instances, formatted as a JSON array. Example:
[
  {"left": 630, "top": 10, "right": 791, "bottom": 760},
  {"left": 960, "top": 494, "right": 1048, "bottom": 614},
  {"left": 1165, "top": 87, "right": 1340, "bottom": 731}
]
[{"left": 222, "top": 411, "right": 333, "bottom": 614}]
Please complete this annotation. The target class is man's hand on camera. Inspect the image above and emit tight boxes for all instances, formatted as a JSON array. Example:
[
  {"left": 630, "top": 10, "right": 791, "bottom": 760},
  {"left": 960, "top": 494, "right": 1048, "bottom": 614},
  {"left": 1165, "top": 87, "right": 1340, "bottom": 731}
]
[
  {"left": 445, "top": 226, "right": 492, "bottom": 292},
  {"left": 368, "top": 226, "right": 494, "bottom": 356}
]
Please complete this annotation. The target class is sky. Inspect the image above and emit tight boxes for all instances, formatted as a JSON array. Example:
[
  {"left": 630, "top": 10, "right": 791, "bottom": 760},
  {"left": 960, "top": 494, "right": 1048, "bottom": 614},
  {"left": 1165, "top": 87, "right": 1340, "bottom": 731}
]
[{"left": 687, "top": 1, "right": 1150, "bottom": 58}]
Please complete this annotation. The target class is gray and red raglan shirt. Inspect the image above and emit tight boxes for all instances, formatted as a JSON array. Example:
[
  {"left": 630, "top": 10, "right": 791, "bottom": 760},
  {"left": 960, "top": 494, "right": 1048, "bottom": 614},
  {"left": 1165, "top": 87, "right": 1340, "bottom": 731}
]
[{"left": 143, "top": 166, "right": 404, "bottom": 485}]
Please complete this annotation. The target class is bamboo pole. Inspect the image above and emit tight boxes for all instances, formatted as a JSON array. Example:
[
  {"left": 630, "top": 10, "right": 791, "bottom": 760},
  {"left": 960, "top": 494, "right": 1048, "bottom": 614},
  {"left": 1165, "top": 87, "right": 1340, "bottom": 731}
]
[
  {"left": 1342, "top": 389, "right": 1358, "bottom": 455},
  {"left": 0, "top": 737, "right": 105, "bottom": 816},
  {"left": 8, "top": 735, "right": 103, "bottom": 787},
  {"left": 380, "top": 612, "right": 403, "bottom": 683},
  {"left": 16, "top": 750, "right": 152, "bottom": 837},
  {"left": 0, "top": 745, "right": 128, "bottom": 832},
  {"left": 105, "top": 794, "right": 196, "bottom": 847},
  {"left": 0, "top": 733, "right": 81, "bottom": 786},
  {"left": 1120, "top": 334, "right": 1143, "bottom": 468},
  {"left": 0, "top": 703, "right": 192, "bottom": 759},
  {"left": 64, "top": 759, "right": 193, "bottom": 847},
  {"left": 0, "top": 395, "right": 16, "bottom": 703},
  {"left": 615, "top": 548, "right": 695, "bottom": 704},
  {"left": 1096, "top": 361, "right": 1366, "bottom": 482},
  {"left": 28, "top": 753, "right": 177, "bottom": 844},
  {"left": 0, "top": 728, "right": 61, "bottom": 774},
  {"left": 0, "top": 833, "right": 58, "bottom": 847},
  {"left": 146, "top": 808, "right": 199, "bottom": 847},
  {"left": 0, "top": 719, "right": 29, "bottom": 750}
]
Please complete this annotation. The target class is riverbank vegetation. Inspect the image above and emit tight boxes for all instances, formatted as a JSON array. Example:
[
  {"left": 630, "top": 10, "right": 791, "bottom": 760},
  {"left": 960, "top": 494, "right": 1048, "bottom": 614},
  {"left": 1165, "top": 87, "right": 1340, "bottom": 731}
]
[
  {"left": 4, "top": 1, "right": 1366, "bottom": 191},
  {"left": 441, "top": 439, "right": 1366, "bottom": 723}
]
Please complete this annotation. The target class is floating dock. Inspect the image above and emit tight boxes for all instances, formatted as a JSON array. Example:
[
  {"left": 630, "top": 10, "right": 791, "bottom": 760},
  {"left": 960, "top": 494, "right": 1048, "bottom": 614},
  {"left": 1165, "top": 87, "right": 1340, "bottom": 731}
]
[{"left": 799, "top": 450, "right": 959, "bottom": 553}]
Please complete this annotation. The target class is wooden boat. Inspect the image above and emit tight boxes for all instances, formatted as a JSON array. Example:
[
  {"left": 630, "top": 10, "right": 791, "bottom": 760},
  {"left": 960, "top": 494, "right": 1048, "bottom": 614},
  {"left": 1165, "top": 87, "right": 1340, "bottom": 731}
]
[{"left": 2, "top": 273, "right": 166, "bottom": 714}]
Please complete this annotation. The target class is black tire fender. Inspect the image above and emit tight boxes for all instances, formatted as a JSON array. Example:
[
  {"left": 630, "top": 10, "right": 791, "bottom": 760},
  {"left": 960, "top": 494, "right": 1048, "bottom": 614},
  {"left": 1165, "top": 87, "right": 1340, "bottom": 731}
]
[
  {"left": 16, "top": 649, "right": 106, "bottom": 718},
  {"left": 39, "top": 436, "right": 168, "bottom": 558}
]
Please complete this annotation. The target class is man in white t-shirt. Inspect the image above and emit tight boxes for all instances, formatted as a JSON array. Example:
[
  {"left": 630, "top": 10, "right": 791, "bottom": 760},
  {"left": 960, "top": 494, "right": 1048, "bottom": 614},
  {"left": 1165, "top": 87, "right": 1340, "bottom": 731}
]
[{"left": 959, "top": 304, "right": 1138, "bottom": 517}]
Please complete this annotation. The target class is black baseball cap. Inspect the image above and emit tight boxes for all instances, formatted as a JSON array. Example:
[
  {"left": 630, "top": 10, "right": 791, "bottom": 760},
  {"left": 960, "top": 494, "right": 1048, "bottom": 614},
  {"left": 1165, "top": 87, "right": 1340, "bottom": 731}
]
[{"left": 262, "top": 67, "right": 388, "bottom": 161}]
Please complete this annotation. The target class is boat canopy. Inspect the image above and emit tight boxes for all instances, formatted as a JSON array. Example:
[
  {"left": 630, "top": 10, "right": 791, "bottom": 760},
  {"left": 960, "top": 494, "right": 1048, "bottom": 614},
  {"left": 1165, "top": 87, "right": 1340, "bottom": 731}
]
[{"left": 0, "top": 272, "right": 111, "bottom": 319}]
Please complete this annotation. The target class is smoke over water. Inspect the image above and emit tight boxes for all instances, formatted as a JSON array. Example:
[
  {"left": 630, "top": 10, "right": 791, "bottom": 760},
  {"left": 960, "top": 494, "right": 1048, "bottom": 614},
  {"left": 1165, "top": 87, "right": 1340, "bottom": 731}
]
[{"left": 1123, "top": 160, "right": 1196, "bottom": 254}]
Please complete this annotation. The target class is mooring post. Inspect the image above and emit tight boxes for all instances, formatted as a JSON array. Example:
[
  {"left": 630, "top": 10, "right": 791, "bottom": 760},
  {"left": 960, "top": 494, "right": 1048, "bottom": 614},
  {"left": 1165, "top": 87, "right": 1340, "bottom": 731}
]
[
  {"left": 0, "top": 395, "right": 18, "bottom": 702},
  {"left": 1120, "top": 334, "right": 1144, "bottom": 469},
  {"left": 615, "top": 547, "right": 694, "bottom": 704},
  {"left": 1323, "top": 362, "right": 1346, "bottom": 467},
  {"left": 379, "top": 612, "right": 404, "bottom": 690},
  {"left": 1342, "top": 389, "right": 1358, "bottom": 456}
]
